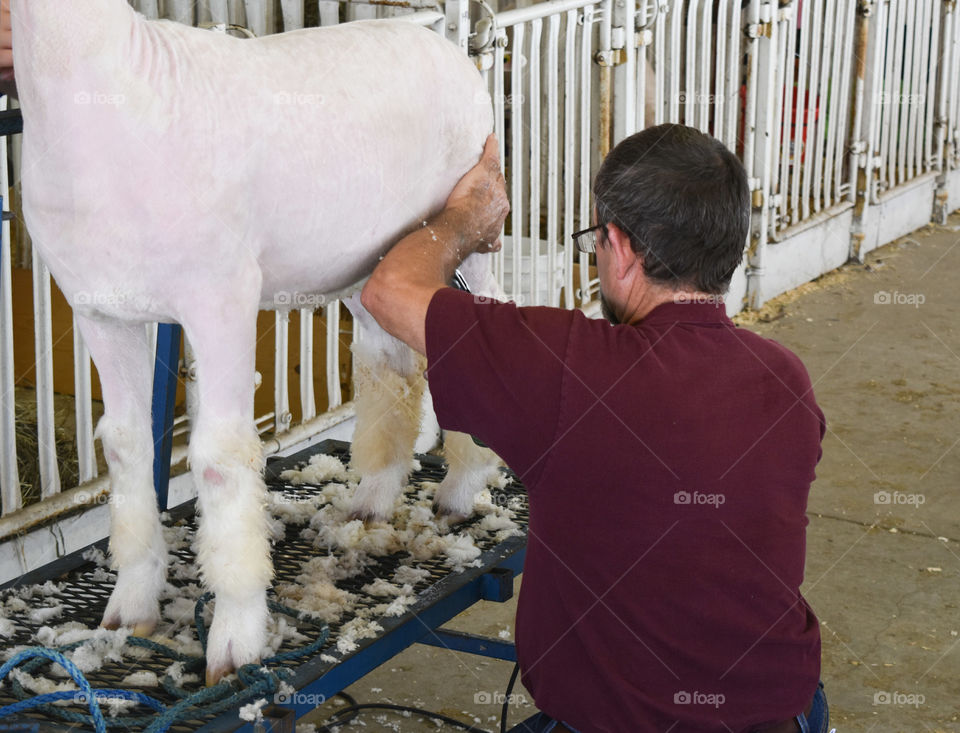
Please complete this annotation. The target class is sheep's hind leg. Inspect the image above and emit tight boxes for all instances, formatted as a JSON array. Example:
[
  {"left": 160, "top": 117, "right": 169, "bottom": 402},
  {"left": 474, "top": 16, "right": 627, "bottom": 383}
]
[
  {"left": 345, "top": 299, "right": 426, "bottom": 521},
  {"left": 431, "top": 253, "right": 504, "bottom": 521},
  {"left": 75, "top": 315, "right": 167, "bottom": 637},
  {"left": 433, "top": 430, "right": 502, "bottom": 522},
  {"left": 182, "top": 289, "right": 272, "bottom": 686}
]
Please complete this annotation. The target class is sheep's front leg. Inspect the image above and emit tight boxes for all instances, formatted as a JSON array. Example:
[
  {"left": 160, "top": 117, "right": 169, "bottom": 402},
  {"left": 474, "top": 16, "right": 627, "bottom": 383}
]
[
  {"left": 345, "top": 299, "right": 426, "bottom": 520},
  {"left": 433, "top": 431, "right": 502, "bottom": 522},
  {"left": 182, "top": 292, "right": 272, "bottom": 685},
  {"left": 75, "top": 315, "right": 167, "bottom": 635}
]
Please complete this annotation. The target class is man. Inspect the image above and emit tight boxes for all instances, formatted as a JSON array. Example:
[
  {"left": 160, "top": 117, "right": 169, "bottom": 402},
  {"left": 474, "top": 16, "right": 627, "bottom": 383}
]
[{"left": 363, "top": 125, "right": 830, "bottom": 732}]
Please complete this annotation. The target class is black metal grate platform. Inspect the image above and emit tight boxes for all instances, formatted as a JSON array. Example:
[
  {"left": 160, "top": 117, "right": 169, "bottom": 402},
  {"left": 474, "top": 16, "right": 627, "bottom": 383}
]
[{"left": 0, "top": 440, "right": 528, "bottom": 732}]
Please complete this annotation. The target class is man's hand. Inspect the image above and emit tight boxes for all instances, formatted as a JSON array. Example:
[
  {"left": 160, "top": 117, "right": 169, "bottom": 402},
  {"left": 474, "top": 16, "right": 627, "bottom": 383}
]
[
  {"left": 361, "top": 133, "right": 510, "bottom": 355},
  {"left": 443, "top": 134, "right": 509, "bottom": 256}
]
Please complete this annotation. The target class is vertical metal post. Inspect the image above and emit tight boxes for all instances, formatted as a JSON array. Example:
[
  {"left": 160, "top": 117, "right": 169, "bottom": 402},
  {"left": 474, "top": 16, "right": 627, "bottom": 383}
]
[
  {"left": 445, "top": 0, "right": 471, "bottom": 52},
  {"left": 612, "top": 0, "right": 637, "bottom": 140},
  {"left": 31, "top": 251, "right": 60, "bottom": 499},
  {"left": 300, "top": 308, "right": 316, "bottom": 420},
  {"left": 72, "top": 314, "right": 97, "bottom": 483},
  {"left": 933, "top": 0, "right": 955, "bottom": 221},
  {"left": 597, "top": 0, "right": 614, "bottom": 159},
  {"left": 510, "top": 24, "right": 525, "bottom": 303},
  {"left": 0, "top": 193, "right": 20, "bottom": 516},
  {"left": 529, "top": 19, "right": 543, "bottom": 307},
  {"left": 275, "top": 311, "right": 291, "bottom": 433},
  {"left": 746, "top": 1, "right": 777, "bottom": 309},
  {"left": 852, "top": 0, "right": 886, "bottom": 259},
  {"left": 325, "top": 301, "right": 342, "bottom": 409},
  {"left": 151, "top": 324, "right": 181, "bottom": 512}
]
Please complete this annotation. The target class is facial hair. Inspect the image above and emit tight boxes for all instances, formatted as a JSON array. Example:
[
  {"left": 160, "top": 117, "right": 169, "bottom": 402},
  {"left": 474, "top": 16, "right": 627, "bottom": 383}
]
[{"left": 601, "top": 291, "right": 621, "bottom": 325}]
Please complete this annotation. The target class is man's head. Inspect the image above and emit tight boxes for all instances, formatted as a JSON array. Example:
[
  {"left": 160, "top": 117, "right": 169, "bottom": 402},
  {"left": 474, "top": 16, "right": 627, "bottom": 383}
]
[{"left": 592, "top": 124, "right": 750, "bottom": 308}]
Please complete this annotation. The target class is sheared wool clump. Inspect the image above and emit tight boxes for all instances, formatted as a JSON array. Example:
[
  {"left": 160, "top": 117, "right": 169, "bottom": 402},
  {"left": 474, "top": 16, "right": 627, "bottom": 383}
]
[
  {"left": 9, "top": 668, "right": 78, "bottom": 699},
  {"left": 67, "top": 629, "right": 131, "bottom": 673},
  {"left": 121, "top": 670, "right": 159, "bottom": 687},
  {"left": 382, "top": 593, "right": 416, "bottom": 617},
  {"left": 335, "top": 618, "right": 383, "bottom": 655},
  {"left": 81, "top": 547, "right": 108, "bottom": 567},
  {"left": 393, "top": 565, "right": 431, "bottom": 587},
  {"left": 280, "top": 453, "right": 351, "bottom": 485},
  {"left": 362, "top": 578, "right": 407, "bottom": 597},
  {"left": 441, "top": 533, "right": 482, "bottom": 570},
  {"left": 270, "top": 497, "right": 325, "bottom": 529},
  {"left": 238, "top": 697, "right": 269, "bottom": 722},
  {"left": 28, "top": 605, "right": 64, "bottom": 624},
  {"left": 479, "top": 513, "right": 519, "bottom": 533},
  {"left": 165, "top": 660, "right": 200, "bottom": 687},
  {"left": 263, "top": 616, "right": 309, "bottom": 657}
]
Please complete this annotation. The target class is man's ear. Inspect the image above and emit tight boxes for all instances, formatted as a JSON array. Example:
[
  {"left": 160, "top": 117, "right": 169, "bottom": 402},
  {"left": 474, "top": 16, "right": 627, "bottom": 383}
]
[{"left": 605, "top": 222, "right": 642, "bottom": 281}]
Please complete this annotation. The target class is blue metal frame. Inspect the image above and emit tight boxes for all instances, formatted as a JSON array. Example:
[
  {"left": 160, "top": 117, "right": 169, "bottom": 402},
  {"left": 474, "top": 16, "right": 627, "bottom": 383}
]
[
  {"left": 199, "top": 544, "right": 525, "bottom": 732},
  {"left": 150, "top": 323, "right": 181, "bottom": 512},
  {"left": 418, "top": 628, "right": 518, "bottom": 662}
]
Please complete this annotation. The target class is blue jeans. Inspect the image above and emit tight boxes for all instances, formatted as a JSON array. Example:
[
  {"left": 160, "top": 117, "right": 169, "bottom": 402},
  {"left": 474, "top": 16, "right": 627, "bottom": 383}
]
[
  {"left": 795, "top": 681, "right": 830, "bottom": 733},
  {"left": 506, "top": 682, "right": 830, "bottom": 733}
]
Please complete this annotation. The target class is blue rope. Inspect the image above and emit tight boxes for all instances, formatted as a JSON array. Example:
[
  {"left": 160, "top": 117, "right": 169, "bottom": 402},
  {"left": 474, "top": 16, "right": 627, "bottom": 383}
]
[
  {"left": 0, "top": 648, "right": 110, "bottom": 732},
  {"left": 0, "top": 595, "right": 329, "bottom": 732}
]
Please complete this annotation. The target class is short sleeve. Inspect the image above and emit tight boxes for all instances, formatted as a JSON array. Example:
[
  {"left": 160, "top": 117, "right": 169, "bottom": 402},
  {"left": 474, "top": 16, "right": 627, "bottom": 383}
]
[{"left": 424, "top": 288, "right": 574, "bottom": 485}]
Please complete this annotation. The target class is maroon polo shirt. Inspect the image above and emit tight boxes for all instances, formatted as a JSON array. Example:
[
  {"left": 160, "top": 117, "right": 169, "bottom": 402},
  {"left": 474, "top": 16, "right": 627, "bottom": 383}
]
[{"left": 425, "top": 288, "right": 824, "bottom": 733}]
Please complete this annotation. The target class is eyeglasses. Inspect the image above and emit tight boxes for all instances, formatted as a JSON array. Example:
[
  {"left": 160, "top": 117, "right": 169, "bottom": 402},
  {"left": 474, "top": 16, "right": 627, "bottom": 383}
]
[{"left": 571, "top": 224, "right": 607, "bottom": 254}]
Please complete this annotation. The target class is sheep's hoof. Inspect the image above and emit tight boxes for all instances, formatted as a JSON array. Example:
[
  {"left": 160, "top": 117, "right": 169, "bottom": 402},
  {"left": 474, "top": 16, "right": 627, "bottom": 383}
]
[
  {"left": 433, "top": 504, "right": 472, "bottom": 526},
  {"left": 205, "top": 664, "right": 232, "bottom": 687},
  {"left": 348, "top": 509, "right": 387, "bottom": 525},
  {"left": 99, "top": 615, "right": 156, "bottom": 638},
  {"left": 132, "top": 620, "right": 157, "bottom": 638}
]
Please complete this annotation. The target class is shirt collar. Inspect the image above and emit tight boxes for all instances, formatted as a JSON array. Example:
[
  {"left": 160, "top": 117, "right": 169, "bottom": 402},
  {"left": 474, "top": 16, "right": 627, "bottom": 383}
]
[{"left": 637, "top": 299, "right": 733, "bottom": 327}]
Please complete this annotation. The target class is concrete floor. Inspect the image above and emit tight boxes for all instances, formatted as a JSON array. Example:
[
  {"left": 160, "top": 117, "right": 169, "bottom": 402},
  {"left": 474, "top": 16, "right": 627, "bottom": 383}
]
[{"left": 302, "top": 213, "right": 960, "bottom": 732}]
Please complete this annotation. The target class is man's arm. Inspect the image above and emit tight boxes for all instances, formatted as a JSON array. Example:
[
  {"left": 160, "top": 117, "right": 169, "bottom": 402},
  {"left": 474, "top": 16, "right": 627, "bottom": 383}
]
[{"left": 360, "top": 135, "right": 509, "bottom": 355}]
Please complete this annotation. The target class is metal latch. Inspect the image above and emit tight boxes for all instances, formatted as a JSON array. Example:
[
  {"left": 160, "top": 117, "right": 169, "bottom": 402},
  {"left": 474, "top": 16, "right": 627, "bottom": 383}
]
[{"left": 746, "top": 22, "right": 773, "bottom": 38}]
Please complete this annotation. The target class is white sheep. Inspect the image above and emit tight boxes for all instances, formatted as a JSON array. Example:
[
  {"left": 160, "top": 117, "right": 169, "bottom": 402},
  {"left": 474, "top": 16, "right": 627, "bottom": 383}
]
[{"left": 13, "top": 0, "right": 502, "bottom": 683}]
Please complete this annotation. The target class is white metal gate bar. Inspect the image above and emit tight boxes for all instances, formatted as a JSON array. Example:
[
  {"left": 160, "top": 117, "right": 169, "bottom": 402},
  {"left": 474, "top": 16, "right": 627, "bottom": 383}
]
[
  {"left": 490, "top": 0, "right": 603, "bottom": 308},
  {"left": 871, "top": 0, "right": 941, "bottom": 197},
  {"left": 767, "top": 0, "right": 858, "bottom": 239},
  {"left": 29, "top": 250, "right": 59, "bottom": 500},
  {"left": 951, "top": 3, "right": 960, "bottom": 171},
  {"left": 645, "top": 2, "right": 743, "bottom": 150},
  {"left": 71, "top": 314, "right": 96, "bottom": 485},
  {"left": 578, "top": 4, "right": 597, "bottom": 305},
  {"left": 944, "top": 3, "right": 960, "bottom": 171},
  {"left": 0, "top": 94, "right": 17, "bottom": 514},
  {"left": 300, "top": 309, "right": 316, "bottom": 422},
  {"left": 563, "top": 7, "right": 578, "bottom": 306},
  {"left": 326, "top": 301, "right": 343, "bottom": 410}
]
